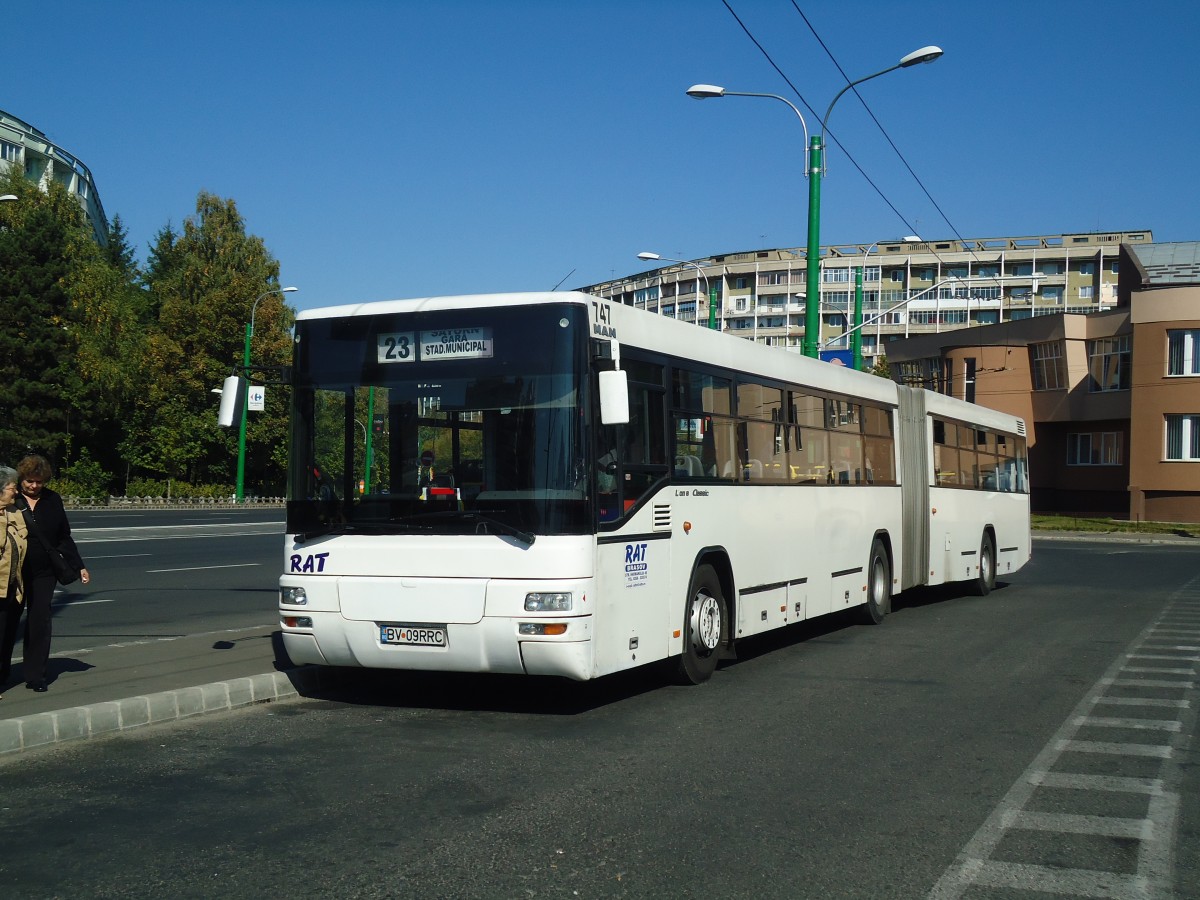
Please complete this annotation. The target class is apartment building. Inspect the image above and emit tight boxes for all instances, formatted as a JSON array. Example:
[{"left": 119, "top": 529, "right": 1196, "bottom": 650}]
[
  {"left": 884, "top": 241, "right": 1200, "bottom": 523},
  {"left": 1, "top": 107, "right": 108, "bottom": 245},
  {"left": 581, "top": 231, "right": 1152, "bottom": 368}
]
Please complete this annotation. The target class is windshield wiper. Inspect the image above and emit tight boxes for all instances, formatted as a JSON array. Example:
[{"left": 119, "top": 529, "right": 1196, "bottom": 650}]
[
  {"left": 295, "top": 521, "right": 418, "bottom": 543},
  {"left": 461, "top": 512, "right": 536, "bottom": 546},
  {"left": 408, "top": 510, "right": 536, "bottom": 546},
  {"left": 295, "top": 522, "right": 351, "bottom": 543}
]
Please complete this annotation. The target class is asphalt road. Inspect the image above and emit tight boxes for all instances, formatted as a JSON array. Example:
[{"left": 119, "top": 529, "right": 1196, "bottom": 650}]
[{"left": 1, "top": 538, "right": 1197, "bottom": 898}]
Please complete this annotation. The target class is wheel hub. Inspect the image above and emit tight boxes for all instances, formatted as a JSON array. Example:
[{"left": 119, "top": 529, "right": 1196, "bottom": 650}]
[{"left": 690, "top": 592, "right": 721, "bottom": 653}]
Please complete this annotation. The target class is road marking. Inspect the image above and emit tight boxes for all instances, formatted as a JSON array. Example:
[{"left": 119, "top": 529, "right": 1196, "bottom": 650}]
[
  {"left": 49, "top": 624, "right": 274, "bottom": 657},
  {"left": 51, "top": 597, "right": 116, "bottom": 606},
  {"left": 929, "top": 582, "right": 1200, "bottom": 899},
  {"left": 146, "top": 563, "right": 263, "bottom": 573},
  {"left": 80, "top": 553, "right": 153, "bottom": 560}
]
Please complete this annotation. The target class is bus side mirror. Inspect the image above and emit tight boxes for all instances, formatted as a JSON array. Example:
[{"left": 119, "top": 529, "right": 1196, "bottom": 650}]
[
  {"left": 599, "top": 369, "right": 629, "bottom": 425},
  {"left": 217, "top": 375, "right": 246, "bottom": 428}
]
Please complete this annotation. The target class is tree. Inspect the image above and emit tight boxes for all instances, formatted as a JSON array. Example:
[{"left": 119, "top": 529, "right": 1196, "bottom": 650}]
[
  {"left": 0, "top": 175, "right": 76, "bottom": 465},
  {"left": 131, "top": 192, "right": 292, "bottom": 491}
]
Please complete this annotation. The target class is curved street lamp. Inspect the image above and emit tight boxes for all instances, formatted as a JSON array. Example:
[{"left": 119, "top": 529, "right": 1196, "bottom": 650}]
[
  {"left": 636, "top": 252, "right": 715, "bottom": 328},
  {"left": 688, "top": 45, "right": 943, "bottom": 359},
  {"left": 236, "top": 285, "right": 298, "bottom": 501}
]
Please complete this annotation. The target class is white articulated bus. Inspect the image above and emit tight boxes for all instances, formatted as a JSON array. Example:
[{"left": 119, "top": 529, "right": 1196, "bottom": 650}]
[{"left": 278, "top": 291, "right": 1030, "bottom": 684}]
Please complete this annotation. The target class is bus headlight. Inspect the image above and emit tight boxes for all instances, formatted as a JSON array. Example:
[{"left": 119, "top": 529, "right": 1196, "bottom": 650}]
[
  {"left": 524, "top": 591, "right": 572, "bottom": 612},
  {"left": 281, "top": 587, "right": 308, "bottom": 606}
]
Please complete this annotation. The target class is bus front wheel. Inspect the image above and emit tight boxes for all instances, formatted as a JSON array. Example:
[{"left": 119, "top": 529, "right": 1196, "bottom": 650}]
[
  {"left": 674, "top": 564, "right": 726, "bottom": 685},
  {"left": 857, "top": 538, "right": 891, "bottom": 625},
  {"left": 972, "top": 532, "right": 996, "bottom": 596}
]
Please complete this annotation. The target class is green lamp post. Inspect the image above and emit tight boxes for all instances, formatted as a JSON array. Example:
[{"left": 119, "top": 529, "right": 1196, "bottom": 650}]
[
  {"left": 688, "top": 45, "right": 943, "bottom": 359},
  {"left": 236, "top": 285, "right": 298, "bottom": 501}
]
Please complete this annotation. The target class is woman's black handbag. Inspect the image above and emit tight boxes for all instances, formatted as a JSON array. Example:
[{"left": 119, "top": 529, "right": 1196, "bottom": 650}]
[{"left": 20, "top": 506, "right": 82, "bottom": 586}]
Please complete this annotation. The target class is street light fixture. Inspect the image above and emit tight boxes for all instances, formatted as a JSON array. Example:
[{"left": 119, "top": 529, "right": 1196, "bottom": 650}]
[
  {"left": 236, "top": 285, "right": 298, "bottom": 501},
  {"left": 636, "top": 252, "right": 715, "bottom": 328},
  {"left": 688, "top": 45, "right": 943, "bottom": 359},
  {"left": 0, "top": 194, "right": 17, "bottom": 202}
]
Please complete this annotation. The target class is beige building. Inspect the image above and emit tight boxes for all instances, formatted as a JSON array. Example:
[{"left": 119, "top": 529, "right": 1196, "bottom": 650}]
[
  {"left": 581, "top": 230, "right": 1152, "bottom": 369},
  {"left": 884, "top": 241, "right": 1200, "bottom": 523},
  {"left": 1, "top": 107, "right": 108, "bottom": 245}
]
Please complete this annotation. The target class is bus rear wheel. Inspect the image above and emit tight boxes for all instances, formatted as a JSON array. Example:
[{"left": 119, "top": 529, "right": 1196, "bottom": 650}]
[
  {"left": 674, "top": 564, "right": 726, "bottom": 685},
  {"left": 972, "top": 532, "right": 996, "bottom": 596},
  {"left": 857, "top": 538, "right": 891, "bottom": 625}
]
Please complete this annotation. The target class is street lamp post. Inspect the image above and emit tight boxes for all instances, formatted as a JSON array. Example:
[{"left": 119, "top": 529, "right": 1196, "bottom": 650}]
[
  {"left": 687, "top": 45, "right": 942, "bottom": 359},
  {"left": 236, "top": 285, "right": 298, "bottom": 501},
  {"left": 636, "top": 252, "right": 715, "bottom": 328}
]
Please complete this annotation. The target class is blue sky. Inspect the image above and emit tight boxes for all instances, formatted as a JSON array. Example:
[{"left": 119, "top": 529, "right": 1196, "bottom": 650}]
[{"left": 8, "top": 1, "right": 1196, "bottom": 313}]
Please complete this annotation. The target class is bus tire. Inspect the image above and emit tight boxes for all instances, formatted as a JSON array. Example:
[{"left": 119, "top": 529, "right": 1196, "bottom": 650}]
[
  {"left": 972, "top": 532, "right": 996, "bottom": 596},
  {"left": 857, "top": 538, "right": 891, "bottom": 625},
  {"left": 674, "top": 564, "right": 726, "bottom": 685}
]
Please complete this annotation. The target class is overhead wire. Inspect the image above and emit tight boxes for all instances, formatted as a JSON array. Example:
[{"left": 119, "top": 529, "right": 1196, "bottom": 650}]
[{"left": 721, "top": 0, "right": 1037, "bottom": 364}]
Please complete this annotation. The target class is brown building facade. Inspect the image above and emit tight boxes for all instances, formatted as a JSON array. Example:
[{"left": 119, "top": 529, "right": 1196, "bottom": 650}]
[{"left": 885, "top": 241, "right": 1200, "bottom": 523}]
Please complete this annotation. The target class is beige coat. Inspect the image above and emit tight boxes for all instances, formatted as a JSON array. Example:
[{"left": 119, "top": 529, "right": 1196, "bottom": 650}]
[{"left": 1, "top": 507, "right": 28, "bottom": 604}]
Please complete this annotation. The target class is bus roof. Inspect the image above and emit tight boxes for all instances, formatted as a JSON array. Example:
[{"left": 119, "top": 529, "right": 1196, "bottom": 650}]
[{"left": 294, "top": 290, "right": 1023, "bottom": 432}]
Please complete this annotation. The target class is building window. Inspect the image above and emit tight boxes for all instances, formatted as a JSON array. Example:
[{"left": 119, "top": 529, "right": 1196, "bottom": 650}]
[
  {"left": 1165, "top": 415, "right": 1200, "bottom": 461},
  {"left": 0, "top": 140, "right": 20, "bottom": 162},
  {"left": 1042, "top": 286, "right": 1063, "bottom": 304},
  {"left": 1088, "top": 335, "right": 1130, "bottom": 391},
  {"left": 1078, "top": 285, "right": 1094, "bottom": 300},
  {"left": 735, "top": 277, "right": 749, "bottom": 290},
  {"left": 1111, "top": 261, "right": 1119, "bottom": 274},
  {"left": 1067, "top": 432, "right": 1123, "bottom": 465},
  {"left": 823, "top": 268, "right": 850, "bottom": 283},
  {"left": 1167, "top": 330, "right": 1200, "bottom": 376},
  {"left": 1030, "top": 341, "right": 1067, "bottom": 390},
  {"left": 890, "top": 270, "right": 904, "bottom": 283},
  {"left": 1079, "top": 262, "right": 1095, "bottom": 276}
]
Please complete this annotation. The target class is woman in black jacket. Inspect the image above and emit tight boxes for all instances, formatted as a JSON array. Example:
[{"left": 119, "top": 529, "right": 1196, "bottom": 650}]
[{"left": 9, "top": 455, "right": 89, "bottom": 692}]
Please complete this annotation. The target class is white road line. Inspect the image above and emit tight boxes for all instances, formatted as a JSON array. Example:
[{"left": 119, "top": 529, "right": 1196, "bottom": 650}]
[
  {"left": 146, "top": 563, "right": 263, "bottom": 573},
  {"left": 51, "top": 598, "right": 116, "bottom": 606},
  {"left": 49, "top": 624, "right": 273, "bottom": 657},
  {"left": 929, "top": 581, "right": 1199, "bottom": 899},
  {"left": 79, "top": 553, "right": 153, "bottom": 560}
]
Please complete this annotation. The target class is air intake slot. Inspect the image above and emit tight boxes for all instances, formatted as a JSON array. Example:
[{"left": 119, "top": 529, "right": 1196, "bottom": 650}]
[{"left": 653, "top": 504, "right": 671, "bottom": 530}]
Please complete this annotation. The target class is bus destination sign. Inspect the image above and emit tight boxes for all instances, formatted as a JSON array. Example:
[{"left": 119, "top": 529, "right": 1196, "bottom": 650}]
[
  {"left": 377, "top": 327, "right": 493, "bottom": 364},
  {"left": 420, "top": 327, "right": 493, "bottom": 360}
]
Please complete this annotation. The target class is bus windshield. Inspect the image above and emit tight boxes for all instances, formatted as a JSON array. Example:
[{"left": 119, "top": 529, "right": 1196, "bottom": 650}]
[{"left": 288, "top": 303, "right": 591, "bottom": 539}]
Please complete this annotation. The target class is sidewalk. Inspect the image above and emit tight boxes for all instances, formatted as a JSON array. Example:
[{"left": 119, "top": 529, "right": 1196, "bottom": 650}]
[{"left": 0, "top": 625, "right": 335, "bottom": 756}]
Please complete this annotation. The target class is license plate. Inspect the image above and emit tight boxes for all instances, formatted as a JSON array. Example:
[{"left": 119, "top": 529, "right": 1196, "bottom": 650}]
[{"left": 379, "top": 623, "right": 448, "bottom": 647}]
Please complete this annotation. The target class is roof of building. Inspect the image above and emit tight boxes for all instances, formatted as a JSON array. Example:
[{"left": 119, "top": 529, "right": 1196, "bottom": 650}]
[{"left": 1128, "top": 242, "right": 1200, "bottom": 286}]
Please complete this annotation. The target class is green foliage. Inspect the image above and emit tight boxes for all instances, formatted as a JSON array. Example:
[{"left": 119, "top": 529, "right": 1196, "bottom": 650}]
[
  {"left": 130, "top": 192, "right": 291, "bottom": 491},
  {"left": 124, "top": 478, "right": 235, "bottom": 499},
  {"left": 55, "top": 449, "right": 114, "bottom": 498},
  {"left": 870, "top": 355, "right": 893, "bottom": 379},
  {"left": 0, "top": 176, "right": 293, "bottom": 502}
]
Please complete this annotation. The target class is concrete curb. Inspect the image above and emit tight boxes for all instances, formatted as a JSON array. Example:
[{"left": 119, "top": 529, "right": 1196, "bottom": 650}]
[{"left": 0, "top": 667, "right": 338, "bottom": 756}]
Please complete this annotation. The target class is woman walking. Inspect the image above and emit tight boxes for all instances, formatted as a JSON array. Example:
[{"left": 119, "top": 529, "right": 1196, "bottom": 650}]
[
  {"left": 0, "top": 466, "right": 30, "bottom": 697},
  {"left": 11, "top": 455, "right": 89, "bottom": 692}
]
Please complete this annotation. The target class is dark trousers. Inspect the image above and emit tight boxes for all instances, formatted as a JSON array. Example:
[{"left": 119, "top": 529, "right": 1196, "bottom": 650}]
[
  {"left": 0, "top": 591, "right": 21, "bottom": 685},
  {"left": 9, "top": 573, "right": 56, "bottom": 684}
]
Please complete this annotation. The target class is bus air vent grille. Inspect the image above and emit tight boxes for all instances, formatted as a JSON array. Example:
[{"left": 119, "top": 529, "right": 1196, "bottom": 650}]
[
  {"left": 1016, "top": 420, "right": 1027, "bottom": 436},
  {"left": 653, "top": 504, "right": 671, "bottom": 530}
]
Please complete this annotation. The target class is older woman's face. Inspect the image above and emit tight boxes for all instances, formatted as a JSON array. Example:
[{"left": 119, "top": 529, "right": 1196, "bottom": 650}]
[
  {"left": 20, "top": 476, "right": 44, "bottom": 498},
  {"left": 0, "top": 482, "right": 16, "bottom": 505}
]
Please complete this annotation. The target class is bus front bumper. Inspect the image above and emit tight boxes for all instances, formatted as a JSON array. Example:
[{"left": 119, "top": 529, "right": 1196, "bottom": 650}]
[{"left": 280, "top": 613, "right": 595, "bottom": 681}]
